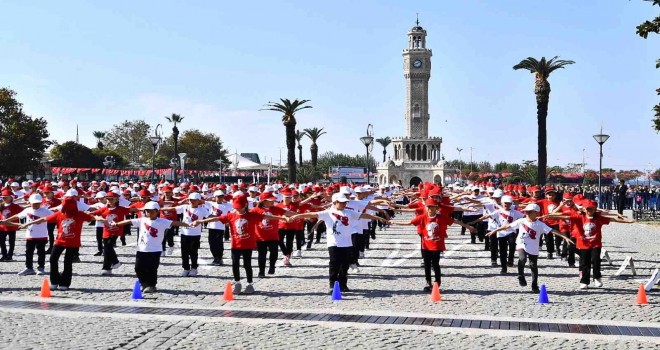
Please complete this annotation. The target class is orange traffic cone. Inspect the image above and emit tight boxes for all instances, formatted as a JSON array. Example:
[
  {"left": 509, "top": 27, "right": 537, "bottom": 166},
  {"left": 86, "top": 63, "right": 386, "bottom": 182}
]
[
  {"left": 430, "top": 282, "right": 441, "bottom": 302},
  {"left": 636, "top": 284, "right": 648, "bottom": 305},
  {"left": 222, "top": 281, "right": 234, "bottom": 301},
  {"left": 40, "top": 278, "right": 51, "bottom": 298}
]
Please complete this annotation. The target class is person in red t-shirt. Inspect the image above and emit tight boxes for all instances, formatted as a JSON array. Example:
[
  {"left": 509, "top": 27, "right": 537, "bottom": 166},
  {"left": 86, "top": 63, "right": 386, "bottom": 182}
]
[
  {"left": 0, "top": 189, "right": 24, "bottom": 261},
  {"left": 390, "top": 198, "right": 476, "bottom": 292},
  {"left": 545, "top": 200, "right": 634, "bottom": 289},
  {"left": 158, "top": 186, "right": 181, "bottom": 254},
  {"left": 198, "top": 194, "right": 288, "bottom": 295},
  {"left": 21, "top": 198, "right": 103, "bottom": 291},
  {"left": 251, "top": 192, "right": 295, "bottom": 277},
  {"left": 92, "top": 192, "right": 131, "bottom": 274},
  {"left": 550, "top": 193, "right": 579, "bottom": 267},
  {"left": 536, "top": 187, "right": 561, "bottom": 259},
  {"left": 41, "top": 187, "right": 61, "bottom": 253},
  {"left": 276, "top": 189, "right": 300, "bottom": 266}
]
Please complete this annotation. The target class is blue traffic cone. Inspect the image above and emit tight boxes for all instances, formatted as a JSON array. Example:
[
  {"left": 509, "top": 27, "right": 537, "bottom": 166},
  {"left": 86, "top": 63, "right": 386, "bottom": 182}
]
[
  {"left": 331, "top": 281, "right": 342, "bottom": 301},
  {"left": 131, "top": 280, "right": 143, "bottom": 300},
  {"left": 538, "top": 284, "right": 550, "bottom": 304}
]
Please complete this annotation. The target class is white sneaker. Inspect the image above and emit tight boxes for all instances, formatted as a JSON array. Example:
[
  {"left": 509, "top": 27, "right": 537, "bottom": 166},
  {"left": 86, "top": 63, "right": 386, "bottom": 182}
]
[
  {"left": 161, "top": 251, "right": 166, "bottom": 257},
  {"left": 18, "top": 268, "right": 36, "bottom": 276},
  {"left": 349, "top": 264, "right": 360, "bottom": 273},
  {"left": 233, "top": 281, "right": 242, "bottom": 294},
  {"left": 579, "top": 283, "right": 588, "bottom": 289},
  {"left": 244, "top": 283, "right": 255, "bottom": 294},
  {"left": 57, "top": 286, "right": 69, "bottom": 291},
  {"left": 283, "top": 256, "right": 292, "bottom": 267},
  {"left": 181, "top": 270, "right": 190, "bottom": 277},
  {"left": 359, "top": 251, "right": 365, "bottom": 259},
  {"left": 293, "top": 250, "right": 302, "bottom": 258},
  {"left": 36, "top": 267, "right": 46, "bottom": 275},
  {"left": 111, "top": 262, "right": 122, "bottom": 270},
  {"left": 189, "top": 268, "right": 198, "bottom": 277},
  {"left": 101, "top": 269, "right": 112, "bottom": 275},
  {"left": 594, "top": 279, "right": 603, "bottom": 287},
  {"left": 167, "top": 247, "right": 174, "bottom": 256}
]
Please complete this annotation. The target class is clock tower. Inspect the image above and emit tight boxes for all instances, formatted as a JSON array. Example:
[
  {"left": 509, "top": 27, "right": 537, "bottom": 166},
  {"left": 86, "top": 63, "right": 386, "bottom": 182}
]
[{"left": 403, "top": 19, "right": 432, "bottom": 139}]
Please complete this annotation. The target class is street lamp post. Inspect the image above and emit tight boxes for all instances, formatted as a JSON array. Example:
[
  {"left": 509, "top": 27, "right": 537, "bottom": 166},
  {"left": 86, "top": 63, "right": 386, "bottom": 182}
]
[
  {"left": 593, "top": 127, "right": 610, "bottom": 208},
  {"left": 178, "top": 153, "right": 187, "bottom": 183},
  {"left": 215, "top": 159, "right": 224, "bottom": 183},
  {"left": 148, "top": 124, "right": 162, "bottom": 183},
  {"left": 103, "top": 156, "right": 115, "bottom": 181},
  {"left": 456, "top": 147, "right": 463, "bottom": 184},
  {"left": 360, "top": 124, "right": 374, "bottom": 185}
]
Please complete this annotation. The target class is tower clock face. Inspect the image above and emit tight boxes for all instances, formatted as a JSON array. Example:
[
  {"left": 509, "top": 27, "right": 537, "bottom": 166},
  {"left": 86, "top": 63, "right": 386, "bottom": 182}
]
[{"left": 413, "top": 59, "right": 422, "bottom": 68}]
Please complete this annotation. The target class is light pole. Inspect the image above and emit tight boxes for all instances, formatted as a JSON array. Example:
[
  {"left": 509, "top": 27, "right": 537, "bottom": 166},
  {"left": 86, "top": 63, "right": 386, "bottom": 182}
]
[
  {"left": 593, "top": 127, "right": 610, "bottom": 208},
  {"left": 179, "top": 153, "right": 187, "bottom": 183},
  {"left": 360, "top": 124, "right": 374, "bottom": 185},
  {"left": 456, "top": 147, "right": 463, "bottom": 183},
  {"left": 215, "top": 159, "right": 224, "bottom": 183},
  {"left": 469, "top": 147, "right": 474, "bottom": 173},
  {"left": 103, "top": 156, "right": 115, "bottom": 181},
  {"left": 148, "top": 124, "right": 162, "bottom": 183}
]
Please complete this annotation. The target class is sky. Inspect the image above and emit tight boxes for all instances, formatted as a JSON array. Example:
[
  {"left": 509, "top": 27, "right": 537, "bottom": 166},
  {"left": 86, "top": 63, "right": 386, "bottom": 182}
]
[{"left": 1, "top": 0, "right": 658, "bottom": 172}]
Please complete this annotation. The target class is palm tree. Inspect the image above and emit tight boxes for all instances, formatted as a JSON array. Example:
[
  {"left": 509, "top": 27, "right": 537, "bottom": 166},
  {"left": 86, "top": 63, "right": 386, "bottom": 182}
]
[
  {"left": 261, "top": 99, "right": 312, "bottom": 182},
  {"left": 375, "top": 137, "right": 392, "bottom": 162},
  {"left": 93, "top": 131, "right": 106, "bottom": 149},
  {"left": 165, "top": 113, "right": 184, "bottom": 183},
  {"left": 513, "top": 56, "right": 575, "bottom": 186},
  {"left": 295, "top": 129, "right": 305, "bottom": 167},
  {"left": 303, "top": 127, "right": 327, "bottom": 176}
]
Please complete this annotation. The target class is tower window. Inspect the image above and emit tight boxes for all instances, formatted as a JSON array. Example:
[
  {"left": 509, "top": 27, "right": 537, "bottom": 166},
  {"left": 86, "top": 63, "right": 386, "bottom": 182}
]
[{"left": 413, "top": 104, "right": 420, "bottom": 118}]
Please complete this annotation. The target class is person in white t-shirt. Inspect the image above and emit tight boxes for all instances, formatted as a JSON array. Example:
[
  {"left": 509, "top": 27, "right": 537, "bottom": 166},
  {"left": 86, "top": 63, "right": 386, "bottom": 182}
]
[
  {"left": 481, "top": 195, "right": 525, "bottom": 273},
  {"left": 1, "top": 194, "right": 53, "bottom": 276},
  {"left": 111, "top": 202, "right": 189, "bottom": 293},
  {"left": 162, "top": 193, "right": 211, "bottom": 277},
  {"left": 204, "top": 190, "right": 232, "bottom": 266},
  {"left": 291, "top": 193, "right": 387, "bottom": 294},
  {"left": 89, "top": 192, "right": 107, "bottom": 257},
  {"left": 486, "top": 203, "right": 571, "bottom": 293}
]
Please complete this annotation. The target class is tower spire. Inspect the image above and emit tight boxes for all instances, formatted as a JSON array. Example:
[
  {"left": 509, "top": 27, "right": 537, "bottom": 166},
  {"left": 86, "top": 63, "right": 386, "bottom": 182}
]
[
  {"left": 416, "top": 13, "right": 419, "bottom": 26},
  {"left": 76, "top": 124, "right": 79, "bottom": 143}
]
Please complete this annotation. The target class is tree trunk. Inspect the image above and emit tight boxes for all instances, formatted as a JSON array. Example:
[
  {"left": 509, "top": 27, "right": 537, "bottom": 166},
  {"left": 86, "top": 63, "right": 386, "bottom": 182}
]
[
  {"left": 298, "top": 144, "right": 303, "bottom": 167},
  {"left": 310, "top": 143, "right": 318, "bottom": 181},
  {"left": 535, "top": 82, "right": 550, "bottom": 186},
  {"left": 382, "top": 149, "right": 386, "bottom": 162},
  {"left": 285, "top": 122, "right": 297, "bottom": 182},
  {"left": 173, "top": 125, "right": 179, "bottom": 184}
]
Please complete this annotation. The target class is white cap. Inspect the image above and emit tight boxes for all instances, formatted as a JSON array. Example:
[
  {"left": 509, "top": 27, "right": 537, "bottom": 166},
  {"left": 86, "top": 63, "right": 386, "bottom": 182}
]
[
  {"left": 492, "top": 189, "right": 504, "bottom": 198},
  {"left": 10, "top": 182, "right": 19, "bottom": 187},
  {"left": 148, "top": 185, "right": 156, "bottom": 193},
  {"left": 202, "top": 184, "right": 209, "bottom": 191},
  {"left": 523, "top": 203, "right": 540, "bottom": 212},
  {"left": 264, "top": 185, "right": 274, "bottom": 193},
  {"left": 95, "top": 191, "right": 107, "bottom": 199},
  {"left": 339, "top": 186, "right": 351, "bottom": 195},
  {"left": 363, "top": 185, "right": 373, "bottom": 190},
  {"left": 120, "top": 183, "right": 129, "bottom": 188},
  {"left": 111, "top": 189, "right": 121, "bottom": 196},
  {"left": 21, "top": 181, "right": 29, "bottom": 187},
  {"left": 64, "top": 189, "right": 79, "bottom": 197},
  {"left": 28, "top": 194, "right": 43, "bottom": 204},
  {"left": 188, "top": 193, "right": 202, "bottom": 200},
  {"left": 331, "top": 193, "right": 349, "bottom": 203},
  {"left": 501, "top": 195, "right": 514, "bottom": 203},
  {"left": 173, "top": 188, "right": 181, "bottom": 194},
  {"left": 354, "top": 186, "right": 366, "bottom": 193},
  {"left": 213, "top": 190, "right": 225, "bottom": 197},
  {"left": 487, "top": 187, "right": 495, "bottom": 193},
  {"left": 248, "top": 186, "right": 259, "bottom": 193},
  {"left": 143, "top": 201, "right": 160, "bottom": 210}
]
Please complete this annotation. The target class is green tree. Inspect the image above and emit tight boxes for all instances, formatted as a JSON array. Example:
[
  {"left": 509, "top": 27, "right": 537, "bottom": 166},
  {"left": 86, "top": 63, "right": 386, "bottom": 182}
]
[
  {"left": 513, "top": 56, "right": 575, "bottom": 185},
  {"left": 102, "top": 120, "right": 152, "bottom": 165},
  {"left": 635, "top": 0, "right": 660, "bottom": 131},
  {"left": 295, "top": 129, "right": 304, "bottom": 166},
  {"left": 376, "top": 137, "right": 392, "bottom": 162},
  {"left": 303, "top": 127, "right": 327, "bottom": 176},
  {"left": 261, "top": 99, "right": 312, "bottom": 182},
  {"left": 316, "top": 151, "right": 376, "bottom": 177},
  {"left": 92, "top": 131, "right": 106, "bottom": 149},
  {"left": 158, "top": 129, "right": 230, "bottom": 170},
  {"left": 50, "top": 141, "right": 100, "bottom": 168},
  {"left": 165, "top": 113, "right": 184, "bottom": 183},
  {"left": 513, "top": 160, "right": 539, "bottom": 185},
  {"left": 92, "top": 148, "right": 125, "bottom": 168},
  {"left": 0, "top": 88, "right": 51, "bottom": 176}
]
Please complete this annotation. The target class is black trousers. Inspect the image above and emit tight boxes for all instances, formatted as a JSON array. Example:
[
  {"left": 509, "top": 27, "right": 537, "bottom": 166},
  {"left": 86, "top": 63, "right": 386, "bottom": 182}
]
[
  {"left": 231, "top": 249, "right": 253, "bottom": 283},
  {"left": 462, "top": 215, "right": 479, "bottom": 241},
  {"left": 422, "top": 250, "right": 441, "bottom": 285},
  {"left": 95, "top": 227, "right": 103, "bottom": 252},
  {"left": 539, "top": 225, "right": 559, "bottom": 254},
  {"left": 497, "top": 233, "right": 516, "bottom": 268},
  {"left": 365, "top": 221, "right": 376, "bottom": 249},
  {"left": 46, "top": 223, "right": 56, "bottom": 251},
  {"left": 160, "top": 228, "right": 175, "bottom": 251},
  {"left": 50, "top": 245, "right": 78, "bottom": 287},
  {"left": 25, "top": 239, "right": 47, "bottom": 269},
  {"left": 562, "top": 235, "right": 577, "bottom": 266},
  {"left": 135, "top": 251, "right": 161, "bottom": 287},
  {"left": 102, "top": 237, "right": 119, "bottom": 270},
  {"left": 351, "top": 233, "right": 365, "bottom": 264},
  {"left": 208, "top": 229, "right": 225, "bottom": 259},
  {"left": 0, "top": 230, "right": 16, "bottom": 259},
  {"left": 257, "top": 240, "right": 279, "bottom": 273},
  {"left": 180, "top": 235, "right": 201, "bottom": 270},
  {"left": 328, "top": 246, "right": 352, "bottom": 289},
  {"left": 578, "top": 247, "right": 602, "bottom": 284},
  {"left": 517, "top": 250, "right": 539, "bottom": 288},
  {"left": 278, "top": 229, "right": 295, "bottom": 256},
  {"left": 306, "top": 221, "right": 325, "bottom": 248},
  {"left": 295, "top": 229, "right": 305, "bottom": 251}
]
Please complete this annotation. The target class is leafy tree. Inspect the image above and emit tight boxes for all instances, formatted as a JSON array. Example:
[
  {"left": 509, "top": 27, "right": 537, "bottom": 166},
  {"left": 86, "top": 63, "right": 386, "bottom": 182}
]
[
  {"left": 93, "top": 131, "right": 106, "bottom": 149},
  {"left": 165, "top": 113, "right": 184, "bottom": 183},
  {"left": 513, "top": 160, "right": 539, "bottom": 185},
  {"left": 295, "top": 129, "right": 304, "bottom": 166},
  {"left": 376, "top": 137, "right": 392, "bottom": 162},
  {"left": 157, "top": 129, "right": 229, "bottom": 170},
  {"left": 102, "top": 120, "right": 152, "bottom": 165},
  {"left": 92, "top": 148, "right": 125, "bottom": 168},
  {"left": 50, "top": 141, "right": 100, "bottom": 168},
  {"left": 303, "top": 127, "right": 327, "bottom": 178},
  {"left": 261, "top": 98, "right": 312, "bottom": 182},
  {"left": 635, "top": 0, "right": 660, "bottom": 131},
  {"left": 513, "top": 56, "right": 575, "bottom": 185},
  {"left": 315, "top": 151, "right": 376, "bottom": 177},
  {"left": 0, "top": 88, "right": 51, "bottom": 176}
]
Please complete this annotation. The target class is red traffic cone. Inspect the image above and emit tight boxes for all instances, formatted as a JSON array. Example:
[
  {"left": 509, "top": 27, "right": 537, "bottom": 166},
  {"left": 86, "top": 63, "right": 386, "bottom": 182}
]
[
  {"left": 636, "top": 284, "right": 648, "bottom": 305},
  {"left": 430, "top": 282, "right": 441, "bottom": 302},
  {"left": 40, "top": 278, "right": 51, "bottom": 298},
  {"left": 222, "top": 281, "right": 234, "bottom": 301}
]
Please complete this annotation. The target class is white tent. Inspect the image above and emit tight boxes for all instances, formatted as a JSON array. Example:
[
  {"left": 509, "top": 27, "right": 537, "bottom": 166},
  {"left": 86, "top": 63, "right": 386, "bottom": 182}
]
[{"left": 229, "top": 153, "right": 270, "bottom": 171}]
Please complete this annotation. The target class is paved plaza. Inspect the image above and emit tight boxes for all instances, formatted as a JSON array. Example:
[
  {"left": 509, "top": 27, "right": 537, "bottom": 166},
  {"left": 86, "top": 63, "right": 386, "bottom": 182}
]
[{"left": 1, "top": 213, "right": 659, "bottom": 349}]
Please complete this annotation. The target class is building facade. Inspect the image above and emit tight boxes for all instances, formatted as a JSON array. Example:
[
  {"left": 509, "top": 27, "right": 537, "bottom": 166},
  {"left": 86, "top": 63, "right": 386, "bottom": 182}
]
[{"left": 376, "top": 21, "right": 447, "bottom": 187}]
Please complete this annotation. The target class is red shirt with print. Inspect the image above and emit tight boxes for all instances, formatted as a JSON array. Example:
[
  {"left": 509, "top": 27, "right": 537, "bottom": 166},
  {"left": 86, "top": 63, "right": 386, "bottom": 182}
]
[
  {"left": 569, "top": 212, "right": 611, "bottom": 249},
  {"left": 217, "top": 211, "right": 265, "bottom": 250},
  {"left": 47, "top": 211, "right": 94, "bottom": 248},
  {"left": 558, "top": 205, "right": 577, "bottom": 233},
  {"left": 0, "top": 203, "right": 23, "bottom": 231},
  {"left": 251, "top": 206, "right": 286, "bottom": 241},
  {"left": 276, "top": 202, "right": 300, "bottom": 230},
  {"left": 410, "top": 214, "right": 453, "bottom": 251},
  {"left": 537, "top": 199, "right": 560, "bottom": 226},
  {"left": 93, "top": 206, "right": 131, "bottom": 238}
]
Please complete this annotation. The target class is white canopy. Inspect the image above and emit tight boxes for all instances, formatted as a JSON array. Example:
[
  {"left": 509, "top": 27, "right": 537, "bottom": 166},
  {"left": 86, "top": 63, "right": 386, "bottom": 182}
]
[{"left": 229, "top": 153, "right": 270, "bottom": 170}]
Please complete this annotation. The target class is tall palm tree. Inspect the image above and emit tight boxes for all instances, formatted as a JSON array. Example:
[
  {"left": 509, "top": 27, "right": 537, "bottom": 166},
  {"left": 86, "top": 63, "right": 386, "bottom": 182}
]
[
  {"left": 261, "top": 99, "right": 312, "bottom": 182},
  {"left": 295, "top": 129, "right": 304, "bottom": 167},
  {"left": 375, "top": 137, "right": 392, "bottom": 162},
  {"left": 93, "top": 131, "right": 106, "bottom": 149},
  {"left": 513, "top": 56, "right": 575, "bottom": 186},
  {"left": 165, "top": 113, "right": 184, "bottom": 183},
  {"left": 303, "top": 127, "right": 327, "bottom": 173}
]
